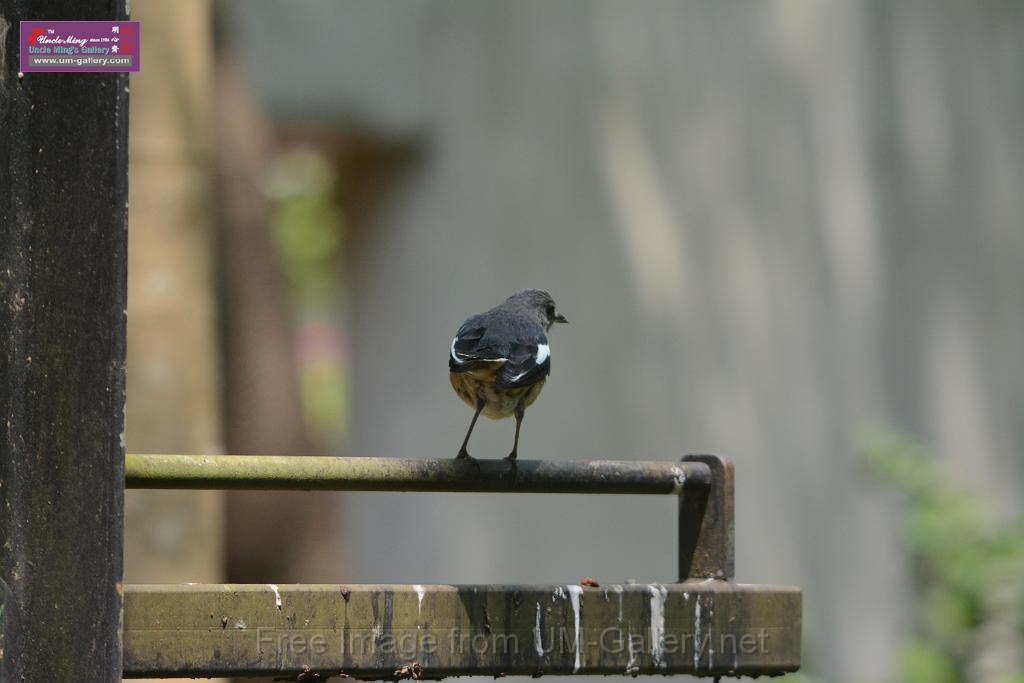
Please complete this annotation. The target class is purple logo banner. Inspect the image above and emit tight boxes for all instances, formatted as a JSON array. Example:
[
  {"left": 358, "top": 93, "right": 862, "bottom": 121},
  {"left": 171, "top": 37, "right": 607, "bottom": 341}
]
[{"left": 20, "top": 21, "right": 140, "bottom": 73}]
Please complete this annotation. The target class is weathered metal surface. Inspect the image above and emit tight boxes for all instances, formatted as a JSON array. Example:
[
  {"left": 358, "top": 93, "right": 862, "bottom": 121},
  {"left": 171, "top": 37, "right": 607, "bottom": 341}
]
[
  {"left": 125, "top": 454, "right": 712, "bottom": 494},
  {"left": 129, "top": 455, "right": 732, "bottom": 581},
  {"left": 123, "top": 583, "right": 801, "bottom": 678},
  {"left": 123, "top": 455, "right": 773, "bottom": 677},
  {"left": 679, "top": 455, "right": 735, "bottom": 581},
  {"left": 0, "top": 1, "right": 129, "bottom": 680}
]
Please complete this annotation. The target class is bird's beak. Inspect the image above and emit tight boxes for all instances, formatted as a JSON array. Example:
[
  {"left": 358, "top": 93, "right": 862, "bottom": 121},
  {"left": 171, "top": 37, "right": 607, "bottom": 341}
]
[{"left": 554, "top": 311, "right": 568, "bottom": 324}]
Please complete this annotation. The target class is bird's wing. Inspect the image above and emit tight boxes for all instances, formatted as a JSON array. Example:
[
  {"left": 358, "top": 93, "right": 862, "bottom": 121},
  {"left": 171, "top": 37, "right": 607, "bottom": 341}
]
[
  {"left": 449, "top": 316, "right": 509, "bottom": 371},
  {"left": 449, "top": 316, "right": 551, "bottom": 388},
  {"left": 495, "top": 335, "right": 551, "bottom": 389}
]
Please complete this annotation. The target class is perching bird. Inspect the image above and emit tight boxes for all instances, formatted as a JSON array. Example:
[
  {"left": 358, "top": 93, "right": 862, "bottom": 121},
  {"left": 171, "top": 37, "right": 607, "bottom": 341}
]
[{"left": 448, "top": 289, "right": 567, "bottom": 462}]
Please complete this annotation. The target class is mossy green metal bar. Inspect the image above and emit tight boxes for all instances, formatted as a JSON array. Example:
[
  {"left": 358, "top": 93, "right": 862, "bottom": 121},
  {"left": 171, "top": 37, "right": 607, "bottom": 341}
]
[{"left": 125, "top": 453, "right": 712, "bottom": 494}]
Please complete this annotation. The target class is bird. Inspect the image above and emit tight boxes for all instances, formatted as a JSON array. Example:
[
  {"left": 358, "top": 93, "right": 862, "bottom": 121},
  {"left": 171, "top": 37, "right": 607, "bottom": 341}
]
[{"left": 448, "top": 289, "right": 567, "bottom": 464}]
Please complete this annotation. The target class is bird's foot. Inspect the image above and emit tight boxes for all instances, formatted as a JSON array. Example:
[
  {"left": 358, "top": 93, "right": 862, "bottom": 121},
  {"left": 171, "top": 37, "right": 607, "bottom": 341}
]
[
  {"left": 503, "top": 452, "right": 518, "bottom": 475},
  {"left": 456, "top": 449, "right": 481, "bottom": 471}
]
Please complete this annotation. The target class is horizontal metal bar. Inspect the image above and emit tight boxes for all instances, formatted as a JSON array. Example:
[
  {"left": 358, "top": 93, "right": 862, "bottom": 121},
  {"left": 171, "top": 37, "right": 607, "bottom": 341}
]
[
  {"left": 125, "top": 454, "right": 711, "bottom": 494},
  {"left": 123, "top": 583, "right": 802, "bottom": 678}
]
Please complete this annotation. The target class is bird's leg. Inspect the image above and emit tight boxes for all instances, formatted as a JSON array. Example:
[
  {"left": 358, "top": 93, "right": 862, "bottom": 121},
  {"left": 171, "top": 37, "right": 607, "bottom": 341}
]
[
  {"left": 505, "top": 404, "right": 525, "bottom": 468},
  {"left": 456, "top": 400, "right": 485, "bottom": 461}
]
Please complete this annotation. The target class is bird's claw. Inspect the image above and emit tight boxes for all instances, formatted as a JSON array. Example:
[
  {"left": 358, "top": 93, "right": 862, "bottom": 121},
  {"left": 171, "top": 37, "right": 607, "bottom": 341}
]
[
  {"left": 457, "top": 450, "right": 481, "bottom": 471},
  {"left": 503, "top": 453, "right": 518, "bottom": 475}
]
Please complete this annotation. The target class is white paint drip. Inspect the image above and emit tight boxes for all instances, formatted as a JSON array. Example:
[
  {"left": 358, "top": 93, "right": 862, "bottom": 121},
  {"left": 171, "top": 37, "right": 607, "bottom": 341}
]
[
  {"left": 614, "top": 585, "right": 624, "bottom": 622},
  {"left": 693, "top": 596, "right": 702, "bottom": 670},
  {"left": 648, "top": 584, "right": 667, "bottom": 668},
  {"left": 670, "top": 466, "right": 687, "bottom": 494},
  {"left": 413, "top": 585, "right": 425, "bottom": 614},
  {"left": 707, "top": 594, "right": 715, "bottom": 670},
  {"left": 566, "top": 585, "right": 583, "bottom": 673},
  {"left": 534, "top": 602, "right": 545, "bottom": 659},
  {"left": 626, "top": 626, "right": 639, "bottom": 675},
  {"left": 269, "top": 584, "right": 282, "bottom": 610},
  {"left": 552, "top": 586, "right": 566, "bottom": 601}
]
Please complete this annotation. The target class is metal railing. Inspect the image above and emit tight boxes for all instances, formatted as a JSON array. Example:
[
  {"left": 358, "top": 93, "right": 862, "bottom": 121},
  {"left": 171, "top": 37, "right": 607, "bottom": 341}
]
[
  {"left": 117, "top": 453, "right": 802, "bottom": 680},
  {"left": 125, "top": 453, "right": 712, "bottom": 494},
  {"left": 126, "top": 452, "right": 733, "bottom": 582}
]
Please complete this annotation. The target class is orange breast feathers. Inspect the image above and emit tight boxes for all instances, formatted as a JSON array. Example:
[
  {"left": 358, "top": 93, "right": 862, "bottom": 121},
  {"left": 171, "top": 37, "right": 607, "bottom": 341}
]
[{"left": 449, "top": 370, "right": 546, "bottom": 419}]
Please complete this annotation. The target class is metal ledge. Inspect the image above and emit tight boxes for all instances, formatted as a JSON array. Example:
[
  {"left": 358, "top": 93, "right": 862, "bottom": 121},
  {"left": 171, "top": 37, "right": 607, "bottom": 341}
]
[
  {"left": 123, "top": 583, "right": 801, "bottom": 679},
  {"left": 125, "top": 454, "right": 712, "bottom": 494}
]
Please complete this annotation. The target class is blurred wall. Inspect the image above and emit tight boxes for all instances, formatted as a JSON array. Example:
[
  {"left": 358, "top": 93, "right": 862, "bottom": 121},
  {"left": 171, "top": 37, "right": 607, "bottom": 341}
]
[
  {"left": 225, "top": 2, "right": 1024, "bottom": 681},
  {"left": 125, "top": 2, "right": 226, "bottom": 681},
  {"left": 125, "top": 0, "right": 223, "bottom": 585},
  {"left": 214, "top": 53, "right": 346, "bottom": 585}
]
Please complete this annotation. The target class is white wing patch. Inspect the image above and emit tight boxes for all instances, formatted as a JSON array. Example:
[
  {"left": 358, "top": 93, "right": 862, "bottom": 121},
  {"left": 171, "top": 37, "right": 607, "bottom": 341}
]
[
  {"left": 536, "top": 343, "right": 550, "bottom": 364},
  {"left": 451, "top": 335, "right": 508, "bottom": 364},
  {"left": 450, "top": 337, "right": 466, "bottom": 365},
  {"left": 507, "top": 343, "right": 550, "bottom": 383}
]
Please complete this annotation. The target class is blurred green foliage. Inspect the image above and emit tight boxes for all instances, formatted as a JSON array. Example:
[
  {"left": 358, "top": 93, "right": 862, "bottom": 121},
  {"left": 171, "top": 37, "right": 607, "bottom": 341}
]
[
  {"left": 863, "top": 430, "right": 1024, "bottom": 683},
  {"left": 265, "top": 148, "right": 345, "bottom": 309},
  {"left": 264, "top": 147, "right": 349, "bottom": 448}
]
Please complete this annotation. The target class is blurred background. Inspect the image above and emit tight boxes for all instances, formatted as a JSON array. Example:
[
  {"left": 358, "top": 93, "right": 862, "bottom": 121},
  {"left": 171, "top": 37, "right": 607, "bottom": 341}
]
[{"left": 123, "top": 2, "right": 1024, "bottom": 682}]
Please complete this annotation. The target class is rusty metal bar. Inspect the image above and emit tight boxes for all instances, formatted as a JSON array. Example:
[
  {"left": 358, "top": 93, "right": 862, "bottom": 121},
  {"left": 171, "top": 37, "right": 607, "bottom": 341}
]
[
  {"left": 125, "top": 454, "right": 712, "bottom": 494},
  {"left": 122, "top": 582, "right": 802, "bottom": 679}
]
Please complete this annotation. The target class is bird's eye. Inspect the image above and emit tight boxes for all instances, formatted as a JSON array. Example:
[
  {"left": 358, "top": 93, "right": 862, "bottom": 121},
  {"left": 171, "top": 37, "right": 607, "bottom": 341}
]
[{"left": 546, "top": 304, "right": 555, "bottom": 317}]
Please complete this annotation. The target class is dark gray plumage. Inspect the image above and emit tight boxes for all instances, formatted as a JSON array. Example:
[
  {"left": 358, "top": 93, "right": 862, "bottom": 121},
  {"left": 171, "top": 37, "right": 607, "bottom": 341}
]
[{"left": 448, "top": 289, "right": 567, "bottom": 462}]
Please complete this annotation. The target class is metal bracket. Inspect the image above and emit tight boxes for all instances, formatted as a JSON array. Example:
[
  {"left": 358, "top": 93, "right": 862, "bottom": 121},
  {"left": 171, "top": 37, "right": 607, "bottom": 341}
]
[{"left": 679, "top": 455, "right": 735, "bottom": 581}]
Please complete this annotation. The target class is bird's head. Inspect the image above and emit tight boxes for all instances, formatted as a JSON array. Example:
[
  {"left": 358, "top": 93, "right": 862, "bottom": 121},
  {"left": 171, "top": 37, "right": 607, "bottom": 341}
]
[{"left": 506, "top": 289, "right": 568, "bottom": 330}]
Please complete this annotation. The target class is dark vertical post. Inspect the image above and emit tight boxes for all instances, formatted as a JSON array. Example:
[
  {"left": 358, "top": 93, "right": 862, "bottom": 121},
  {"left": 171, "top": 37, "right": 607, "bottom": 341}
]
[
  {"left": 678, "top": 454, "right": 735, "bottom": 580},
  {"left": 0, "top": 1, "right": 129, "bottom": 680}
]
